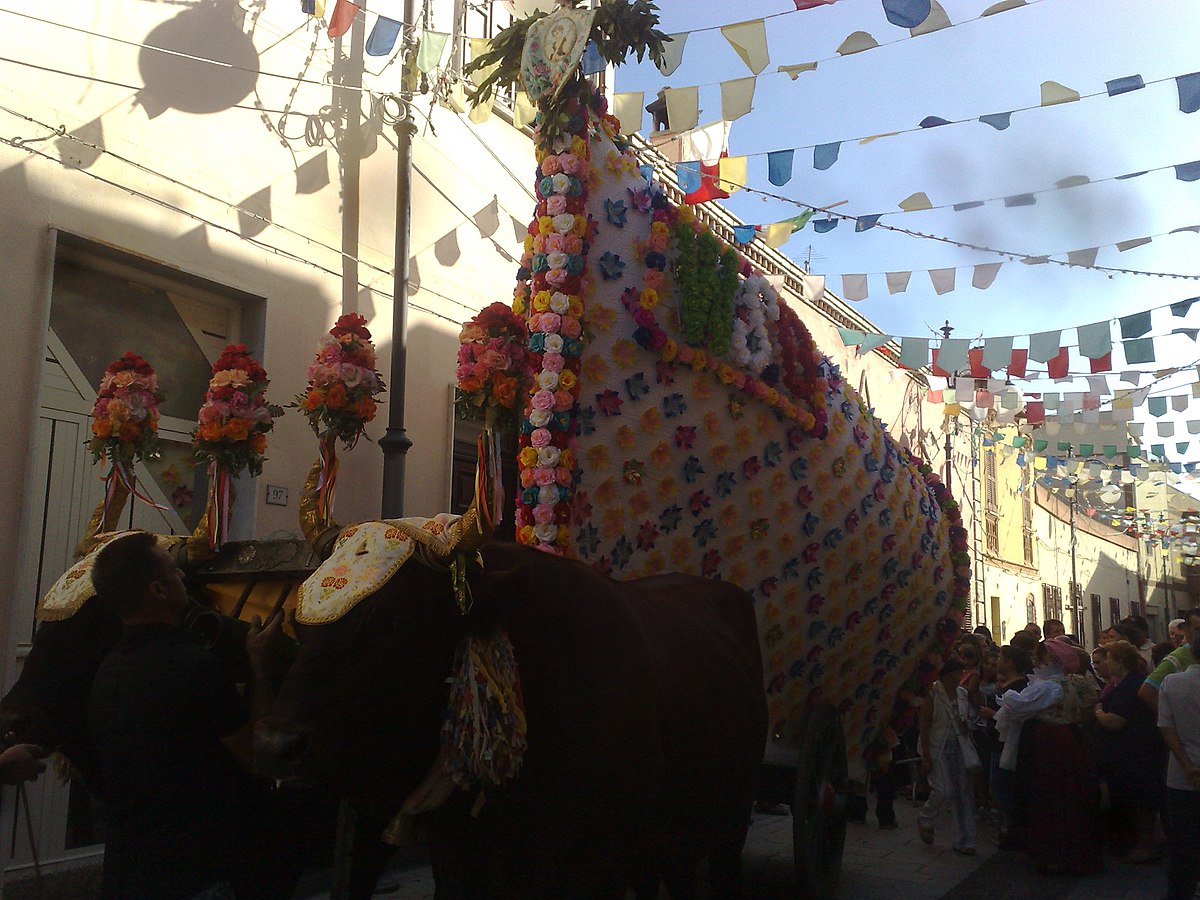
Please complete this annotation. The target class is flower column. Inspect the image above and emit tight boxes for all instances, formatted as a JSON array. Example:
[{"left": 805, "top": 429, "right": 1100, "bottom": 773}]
[
  {"left": 512, "top": 96, "right": 595, "bottom": 554},
  {"left": 192, "top": 345, "right": 280, "bottom": 553},
  {"left": 86, "top": 353, "right": 165, "bottom": 542}
]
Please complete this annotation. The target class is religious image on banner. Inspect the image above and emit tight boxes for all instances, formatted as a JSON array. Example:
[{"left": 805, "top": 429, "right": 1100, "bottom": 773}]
[{"left": 521, "top": 7, "right": 596, "bottom": 101}]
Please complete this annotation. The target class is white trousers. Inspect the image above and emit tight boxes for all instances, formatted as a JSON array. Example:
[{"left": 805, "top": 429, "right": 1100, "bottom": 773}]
[{"left": 918, "top": 736, "right": 977, "bottom": 849}]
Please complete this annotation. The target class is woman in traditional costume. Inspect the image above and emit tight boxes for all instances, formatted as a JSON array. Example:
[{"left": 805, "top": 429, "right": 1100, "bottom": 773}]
[{"left": 995, "top": 636, "right": 1100, "bottom": 874}]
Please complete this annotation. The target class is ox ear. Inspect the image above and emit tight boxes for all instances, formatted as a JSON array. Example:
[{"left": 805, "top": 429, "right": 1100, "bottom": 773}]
[
  {"left": 462, "top": 563, "right": 531, "bottom": 631},
  {"left": 437, "top": 429, "right": 502, "bottom": 563}
]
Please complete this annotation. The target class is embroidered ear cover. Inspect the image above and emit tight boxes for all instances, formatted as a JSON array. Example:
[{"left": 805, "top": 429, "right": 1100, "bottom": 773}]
[
  {"left": 295, "top": 514, "right": 466, "bottom": 625},
  {"left": 37, "top": 532, "right": 188, "bottom": 622}
]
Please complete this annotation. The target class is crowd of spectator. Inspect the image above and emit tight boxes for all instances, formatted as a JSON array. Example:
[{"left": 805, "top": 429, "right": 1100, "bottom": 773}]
[{"left": 912, "top": 607, "right": 1200, "bottom": 898}]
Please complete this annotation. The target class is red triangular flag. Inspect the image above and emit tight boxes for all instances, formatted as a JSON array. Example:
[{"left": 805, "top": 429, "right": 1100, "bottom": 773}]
[
  {"left": 968, "top": 347, "right": 990, "bottom": 378},
  {"left": 328, "top": 0, "right": 360, "bottom": 38},
  {"left": 684, "top": 153, "right": 731, "bottom": 205},
  {"left": 1025, "top": 401, "right": 1045, "bottom": 425},
  {"left": 1047, "top": 346, "right": 1070, "bottom": 379},
  {"left": 1008, "top": 349, "right": 1027, "bottom": 378},
  {"left": 930, "top": 348, "right": 949, "bottom": 378},
  {"left": 1090, "top": 352, "right": 1112, "bottom": 373}
]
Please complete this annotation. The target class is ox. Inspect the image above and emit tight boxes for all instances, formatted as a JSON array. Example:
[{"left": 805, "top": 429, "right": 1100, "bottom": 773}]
[
  {"left": 254, "top": 518, "right": 767, "bottom": 899},
  {"left": 0, "top": 553, "right": 392, "bottom": 899}
]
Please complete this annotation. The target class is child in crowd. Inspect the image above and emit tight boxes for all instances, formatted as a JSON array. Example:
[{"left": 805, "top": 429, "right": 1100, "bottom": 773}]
[{"left": 918, "top": 657, "right": 977, "bottom": 855}]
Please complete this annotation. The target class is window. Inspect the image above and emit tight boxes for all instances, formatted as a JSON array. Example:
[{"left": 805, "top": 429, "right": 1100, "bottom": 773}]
[
  {"left": 1021, "top": 474, "right": 1034, "bottom": 565},
  {"left": 1109, "top": 597, "right": 1122, "bottom": 626},
  {"left": 1042, "top": 583, "right": 1063, "bottom": 621},
  {"left": 985, "top": 517, "right": 999, "bottom": 554},
  {"left": 1090, "top": 594, "right": 1102, "bottom": 646},
  {"left": 984, "top": 451, "right": 998, "bottom": 513},
  {"left": 1026, "top": 593, "right": 1037, "bottom": 625},
  {"left": 1129, "top": 599, "right": 1144, "bottom": 619}
]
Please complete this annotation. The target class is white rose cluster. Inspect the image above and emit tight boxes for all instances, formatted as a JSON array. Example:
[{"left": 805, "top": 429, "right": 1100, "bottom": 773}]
[{"left": 729, "top": 275, "right": 781, "bottom": 375}]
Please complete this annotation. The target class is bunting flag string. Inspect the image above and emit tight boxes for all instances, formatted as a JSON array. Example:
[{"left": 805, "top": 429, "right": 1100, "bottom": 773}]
[
  {"left": 837, "top": 308, "right": 1200, "bottom": 382},
  {"left": 649, "top": 0, "right": 1039, "bottom": 88},
  {"left": 631, "top": 66, "right": 1198, "bottom": 177},
  {"left": 699, "top": 169, "right": 1200, "bottom": 281},
  {"left": 794, "top": 224, "right": 1200, "bottom": 300}
]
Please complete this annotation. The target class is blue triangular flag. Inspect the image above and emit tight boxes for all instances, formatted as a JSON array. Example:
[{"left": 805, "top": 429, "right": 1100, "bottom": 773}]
[
  {"left": 1004, "top": 194, "right": 1036, "bottom": 207},
  {"left": 1171, "top": 297, "right": 1198, "bottom": 317},
  {"left": 855, "top": 214, "right": 881, "bottom": 232},
  {"left": 1176, "top": 161, "right": 1200, "bottom": 182},
  {"left": 813, "top": 142, "right": 841, "bottom": 171},
  {"left": 676, "top": 161, "right": 702, "bottom": 194},
  {"left": 639, "top": 164, "right": 654, "bottom": 183},
  {"left": 1120, "top": 310, "right": 1152, "bottom": 339},
  {"left": 1106, "top": 74, "right": 1144, "bottom": 96},
  {"left": 366, "top": 16, "right": 402, "bottom": 56},
  {"left": 1116, "top": 170, "right": 1148, "bottom": 180},
  {"left": 978, "top": 112, "right": 1011, "bottom": 130},
  {"left": 768, "top": 150, "right": 795, "bottom": 186},
  {"left": 301, "top": 0, "right": 315, "bottom": 12},
  {"left": 732, "top": 224, "right": 756, "bottom": 244},
  {"left": 953, "top": 200, "right": 984, "bottom": 211},
  {"left": 882, "top": 0, "right": 931, "bottom": 28},
  {"left": 1179, "top": 72, "right": 1200, "bottom": 114},
  {"left": 813, "top": 218, "right": 838, "bottom": 233},
  {"left": 580, "top": 41, "right": 605, "bottom": 76},
  {"left": 919, "top": 116, "right": 951, "bottom": 128}
]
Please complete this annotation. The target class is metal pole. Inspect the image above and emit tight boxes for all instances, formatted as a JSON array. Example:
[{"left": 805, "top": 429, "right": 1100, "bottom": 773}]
[
  {"left": 379, "top": 0, "right": 418, "bottom": 519},
  {"left": 939, "top": 321, "right": 954, "bottom": 494},
  {"left": 1070, "top": 473, "right": 1080, "bottom": 636}
]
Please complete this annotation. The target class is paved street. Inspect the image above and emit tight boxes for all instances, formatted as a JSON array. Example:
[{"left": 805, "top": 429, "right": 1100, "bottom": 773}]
[{"left": 296, "top": 793, "right": 1171, "bottom": 899}]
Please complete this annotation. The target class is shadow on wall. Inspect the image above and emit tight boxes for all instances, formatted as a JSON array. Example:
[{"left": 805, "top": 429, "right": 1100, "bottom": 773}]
[{"left": 137, "top": 0, "right": 260, "bottom": 117}]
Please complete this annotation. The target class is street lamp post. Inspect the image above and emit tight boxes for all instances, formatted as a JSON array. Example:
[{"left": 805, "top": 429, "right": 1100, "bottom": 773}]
[
  {"left": 378, "top": 0, "right": 418, "bottom": 520},
  {"left": 940, "top": 320, "right": 955, "bottom": 494}
]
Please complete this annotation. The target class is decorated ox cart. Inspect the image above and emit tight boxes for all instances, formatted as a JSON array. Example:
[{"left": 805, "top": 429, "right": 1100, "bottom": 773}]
[
  {"left": 443, "top": 5, "right": 969, "bottom": 892},
  {"left": 8, "top": 5, "right": 968, "bottom": 896}
]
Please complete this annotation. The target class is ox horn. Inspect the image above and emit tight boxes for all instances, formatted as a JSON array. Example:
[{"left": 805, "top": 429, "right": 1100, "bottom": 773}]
[
  {"left": 435, "top": 429, "right": 501, "bottom": 563},
  {"left": 299, "top": 457, "right": 342, "bottom": 560}
]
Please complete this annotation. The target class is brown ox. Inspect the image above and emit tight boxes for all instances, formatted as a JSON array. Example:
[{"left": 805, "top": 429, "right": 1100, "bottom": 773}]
[
  {"left": 255, "top": 540, "right": 767, "bottom": 898},
  {"left": 0, "top": 567, "right": 393, "bottom": 899}
]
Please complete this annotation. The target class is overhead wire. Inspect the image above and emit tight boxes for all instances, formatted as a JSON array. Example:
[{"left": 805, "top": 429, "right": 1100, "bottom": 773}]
[{"left": 0, "top": 116, "right": 482, "bottom": 325}]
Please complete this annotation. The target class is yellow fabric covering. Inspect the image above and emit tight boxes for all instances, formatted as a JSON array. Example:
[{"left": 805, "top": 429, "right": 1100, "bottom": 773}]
[
  {"left": 295, "top": 514, "right": 465, "bottom": 625},
  {"left": 36, "top": 532, "right": 187, "bottom": 622}
]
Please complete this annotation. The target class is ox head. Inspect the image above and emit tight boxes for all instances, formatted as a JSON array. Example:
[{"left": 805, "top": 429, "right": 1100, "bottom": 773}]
[
  {"left": 256, "top": 439, "right": 506, "bottom": 813},
  {"left": 0, "top": 597, "right": 122, "bottom": 765}
]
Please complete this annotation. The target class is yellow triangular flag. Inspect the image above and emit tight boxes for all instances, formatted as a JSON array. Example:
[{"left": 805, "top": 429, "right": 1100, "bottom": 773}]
[
  {"left": 468, "top": 38, "right": 497, "bottom": 88},
  {"left": 612, "top": 91, "right": 644, "bottom": 135},
  {"left": 718, "top": 156, "right": 747, "bottom": 193},
  {"left": 982, "top": 0, "right": 1026, "bottom": 14},
  {"left": 1041, "top": 81, "right": 1080, "bottom": 106},
  {"left": 945, "top": 403, "right": 961, "bottom": 417},
  {"left": 720, "top": 19, "right": 769, "bottom": 75},
  {"left": 911, "top": 0, "right": 950, "bottom": 35},
  {"left": 837, "top": 31, "right": 878, "bottom": 55},
  {"left": 764, "top": 222, "right": 792, "bottom": 249},
  {"left": 663, "top": 86, "right": 699, "bottom": 132},
  {"left": 720, "top": 77, "right": 756, "bottom": 122},
  {"left": 898, "top": 191, "right": 932, "bottom": 211},
  {"left": 512, "top": 91, "right": 536, "bottom": 129},
  {"left": 777, "top": 62, "right": 817, "bottom": 80},
  {"left": 860, "top": 132, "right": 899, "bottom": 145}
]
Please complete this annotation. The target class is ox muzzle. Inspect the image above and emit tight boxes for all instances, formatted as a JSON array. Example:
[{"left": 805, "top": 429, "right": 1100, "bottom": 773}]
[{"left": 254, "top": 718, "right": 316, "bottom": 782}]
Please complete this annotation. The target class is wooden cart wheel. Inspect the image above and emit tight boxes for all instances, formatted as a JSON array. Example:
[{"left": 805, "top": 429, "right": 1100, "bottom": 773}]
[{"left": 792, "top": 705, "right": 848, "bottom": 897}]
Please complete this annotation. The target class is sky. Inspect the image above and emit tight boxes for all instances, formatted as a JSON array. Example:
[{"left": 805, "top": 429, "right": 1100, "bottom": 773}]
[{"left": 611, "top": 0, "right": 1200, "bottom": 466}]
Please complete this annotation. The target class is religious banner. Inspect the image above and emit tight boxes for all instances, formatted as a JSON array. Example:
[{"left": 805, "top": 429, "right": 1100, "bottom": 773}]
[{"left": 521, "top": 7, "right": 596, "bottom": 102}]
